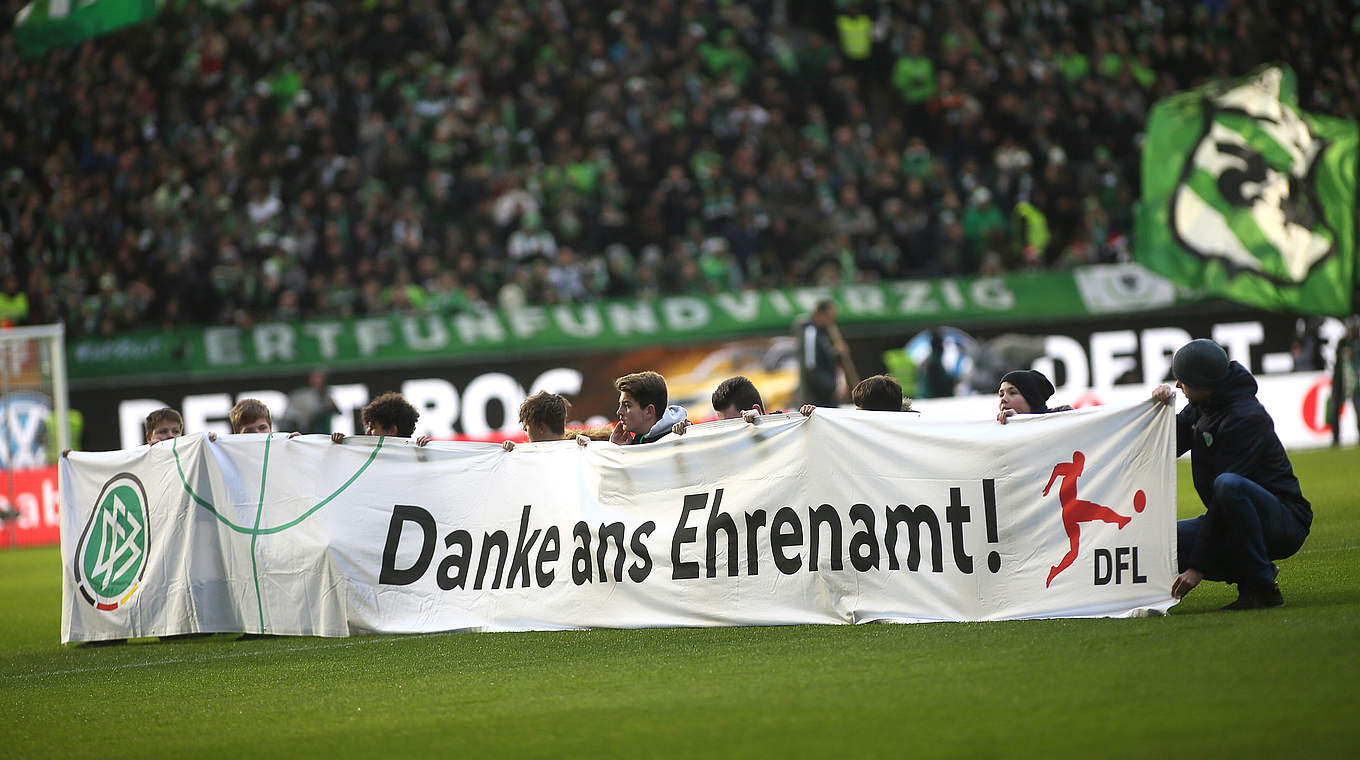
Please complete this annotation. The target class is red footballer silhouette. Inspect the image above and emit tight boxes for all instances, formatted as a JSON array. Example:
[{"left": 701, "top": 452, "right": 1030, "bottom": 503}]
[{"left": 1043, "top": 451, "right": 1133, "bottom": 587}]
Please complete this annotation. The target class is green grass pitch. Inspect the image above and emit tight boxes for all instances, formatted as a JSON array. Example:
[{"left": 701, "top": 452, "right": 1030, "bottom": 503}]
[{"left": 4, "top": 450, "right": 1358, "bottom": 758}]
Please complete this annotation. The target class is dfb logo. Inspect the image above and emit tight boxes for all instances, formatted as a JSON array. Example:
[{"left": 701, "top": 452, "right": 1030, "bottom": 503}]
[{"left": 74, "top": 473, "right": 151, "bottom": 611}]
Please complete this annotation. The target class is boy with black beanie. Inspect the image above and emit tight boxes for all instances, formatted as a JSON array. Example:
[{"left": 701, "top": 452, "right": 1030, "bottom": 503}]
[
  {"left": 996, "top": 369, "right": 1073, "bottom": 424},
  {"left": 1001, "top": 370, "right": 1055, "bottom": 412}
]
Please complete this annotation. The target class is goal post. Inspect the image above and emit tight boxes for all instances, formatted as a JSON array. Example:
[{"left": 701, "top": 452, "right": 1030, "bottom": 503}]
[{"left": 1, "top": 323, "right": 69, "bottom": 545}]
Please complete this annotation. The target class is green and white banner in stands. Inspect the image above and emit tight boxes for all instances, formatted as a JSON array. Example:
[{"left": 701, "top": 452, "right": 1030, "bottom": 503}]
[
  {"left": 1137, "top": 65, "right": 1358, "bottom": 316},
  {"left": 13, "top": 0, "right": 162, "bottom": 58},
  {"left": 68, "top": 264, "right": 1202, "bottom": 382}
]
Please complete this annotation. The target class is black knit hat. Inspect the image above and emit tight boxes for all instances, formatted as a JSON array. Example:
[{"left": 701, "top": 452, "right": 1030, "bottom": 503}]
[
  {"left": 1000, "top": 370, "right": 1055, "bottom": 412},
  {"left": 1172, "top": 339, "right": 1230, "bottom": 389}
]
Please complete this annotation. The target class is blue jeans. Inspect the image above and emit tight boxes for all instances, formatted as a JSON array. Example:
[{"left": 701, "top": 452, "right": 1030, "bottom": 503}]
[{"left": 1177, "top": 473, "right": 1310, "bottom": 587}]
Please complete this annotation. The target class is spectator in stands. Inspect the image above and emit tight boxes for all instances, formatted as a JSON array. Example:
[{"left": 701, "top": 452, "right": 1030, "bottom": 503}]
[
  {"left": 995, "top": 369, "right": 1072, "bottom": 424},
  {"left": 610, "top": 370, "right": 687, "bottom": 445},
  {"left": 1152, "top": 338, "right": 1312, "bottom": 609},
  {"left": 3, "top": 1, "right": 1355, "bottom": 335},
  {"left": 0, "top": 274, "right": 28, "bottom": 324}
]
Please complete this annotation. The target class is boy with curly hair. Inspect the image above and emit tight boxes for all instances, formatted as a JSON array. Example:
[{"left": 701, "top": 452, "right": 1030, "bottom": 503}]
[{"left": 331, "top": 392, "right": 430, "bottom": 445}]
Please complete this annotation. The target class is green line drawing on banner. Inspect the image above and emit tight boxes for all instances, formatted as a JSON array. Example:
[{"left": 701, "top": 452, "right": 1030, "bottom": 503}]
[
  {"left": 171, "top": 435, "right": 384, "bottom": 536},
  {"left": 249, "top": 434, "right": 272, "bottom": 630}
]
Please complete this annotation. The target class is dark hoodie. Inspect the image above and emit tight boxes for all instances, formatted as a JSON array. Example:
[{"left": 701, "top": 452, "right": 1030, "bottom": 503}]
[{"left": 1176, "top": 362, "right": 1311, "bottom": 535}]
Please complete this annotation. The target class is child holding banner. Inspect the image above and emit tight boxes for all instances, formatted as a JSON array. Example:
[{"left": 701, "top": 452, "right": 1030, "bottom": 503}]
[
  {"left": 145, "top": 407, "right": 185, "bottom": 444},
  {"left": 995, "top": 369, "right": 1072, "bottom": 424},
  {"left": 228, "top": 399, "right": 299, "bottom": 438},
  {"left": 610, "top": 371, "right": 688, "bottom": 445},
  {"left": 671, "top": 376, "right": 769, "bottom": 436},
  {"left": 331, "top": 392, "right": 431, "bottom": 446},
  {"left": 502, "top": 391, "right": 590, "bottom": 450},
  {"left": 851, "top": 374, "right": 912, "bottom": 412},
  {"left": 798, "top": 374, "right": 914, "bottom": 414}
]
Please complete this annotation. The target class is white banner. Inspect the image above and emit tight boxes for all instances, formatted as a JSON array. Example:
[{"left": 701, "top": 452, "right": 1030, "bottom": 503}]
[{"left": 60, "top": 402, "right": 1177, "bottom": 642}]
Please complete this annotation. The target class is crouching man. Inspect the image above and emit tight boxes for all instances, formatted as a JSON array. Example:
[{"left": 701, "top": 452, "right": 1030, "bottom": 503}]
[{"left": 1152, "top": 339, "right": 1311, "bottom": 610}]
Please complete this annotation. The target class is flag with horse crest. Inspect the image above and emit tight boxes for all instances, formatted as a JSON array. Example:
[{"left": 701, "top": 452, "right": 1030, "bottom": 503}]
[{"left": 1137, "top": 65, "right": 1358, "bottom": 316}]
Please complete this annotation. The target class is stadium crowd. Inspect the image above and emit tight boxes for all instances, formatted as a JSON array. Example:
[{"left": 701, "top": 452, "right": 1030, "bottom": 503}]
[{"left": 1, "top": 0, "right": 1356, "bottom": 336}]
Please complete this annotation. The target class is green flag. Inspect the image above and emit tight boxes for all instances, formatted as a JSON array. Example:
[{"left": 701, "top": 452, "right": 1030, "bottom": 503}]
[
  {"left": 1137, "top": 65, "right": 1358, "bottom": 316},
  {"left": 13, "top": 0, "right": 162, "bottom": 59}
]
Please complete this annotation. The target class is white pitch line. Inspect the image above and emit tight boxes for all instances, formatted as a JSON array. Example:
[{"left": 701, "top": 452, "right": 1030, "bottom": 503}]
[{"left": 2, "top": 632, "right": 450, "bottom": 681}]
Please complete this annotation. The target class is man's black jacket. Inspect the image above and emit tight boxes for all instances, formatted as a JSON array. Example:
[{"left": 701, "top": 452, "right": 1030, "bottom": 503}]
[{"left": 1175, "top": 361, "right": 1312, "bottom": 533}]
